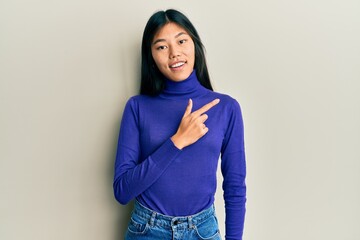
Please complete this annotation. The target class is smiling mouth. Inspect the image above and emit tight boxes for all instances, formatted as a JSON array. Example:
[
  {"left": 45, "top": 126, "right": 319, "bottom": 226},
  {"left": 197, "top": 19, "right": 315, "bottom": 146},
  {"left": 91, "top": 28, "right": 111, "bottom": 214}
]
[{"left": 170, "top": 61, "right": 186, "bottom": 69}]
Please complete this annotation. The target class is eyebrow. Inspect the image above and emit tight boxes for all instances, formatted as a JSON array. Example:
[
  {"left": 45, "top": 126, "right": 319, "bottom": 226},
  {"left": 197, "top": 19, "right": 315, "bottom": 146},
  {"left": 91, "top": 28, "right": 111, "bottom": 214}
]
[{"left": 152, "top": 32, "right": 188, "bottom": 45}]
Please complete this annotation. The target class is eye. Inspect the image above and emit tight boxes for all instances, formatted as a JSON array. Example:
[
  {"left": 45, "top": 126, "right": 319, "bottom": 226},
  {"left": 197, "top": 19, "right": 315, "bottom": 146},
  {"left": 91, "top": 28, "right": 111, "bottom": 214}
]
[
  {"left": 179, "top": 39, "right": 187, "bottom": 44},
  {"left": 156, "top": 45, "right": 167, "bottom": 50}
]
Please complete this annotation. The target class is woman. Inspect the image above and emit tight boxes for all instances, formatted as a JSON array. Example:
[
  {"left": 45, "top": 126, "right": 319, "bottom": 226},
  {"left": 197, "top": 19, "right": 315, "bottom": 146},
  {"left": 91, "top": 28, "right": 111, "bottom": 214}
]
[{"left": 113, "top": 9, "right": 246, "bottom": 240}]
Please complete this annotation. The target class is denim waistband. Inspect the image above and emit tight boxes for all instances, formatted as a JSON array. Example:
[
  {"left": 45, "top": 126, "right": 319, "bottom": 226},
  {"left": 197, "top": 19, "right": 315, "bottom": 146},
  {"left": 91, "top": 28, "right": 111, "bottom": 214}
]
[{"left": 132, "top": 201, "right": 216, "bottom": 229}]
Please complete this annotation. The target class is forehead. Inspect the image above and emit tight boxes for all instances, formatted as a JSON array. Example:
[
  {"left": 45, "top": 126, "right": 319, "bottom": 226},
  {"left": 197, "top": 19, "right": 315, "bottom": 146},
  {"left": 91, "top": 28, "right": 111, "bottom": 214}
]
[{"left": 153, "top": 22, "right": 189, "bottom": 40}]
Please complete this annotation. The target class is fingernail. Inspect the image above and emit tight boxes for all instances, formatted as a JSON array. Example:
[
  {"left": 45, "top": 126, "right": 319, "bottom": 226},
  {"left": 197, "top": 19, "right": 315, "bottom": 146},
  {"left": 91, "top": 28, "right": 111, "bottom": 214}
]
[{"left": 214, "top": 99, "right": 220, "bottom": 103}]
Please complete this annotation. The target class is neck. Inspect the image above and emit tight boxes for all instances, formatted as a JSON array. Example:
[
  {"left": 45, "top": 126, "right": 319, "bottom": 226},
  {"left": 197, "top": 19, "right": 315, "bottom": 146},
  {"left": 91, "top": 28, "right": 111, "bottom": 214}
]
[{"left": 159, "top": 70, "right": 208, "bottom": 99}]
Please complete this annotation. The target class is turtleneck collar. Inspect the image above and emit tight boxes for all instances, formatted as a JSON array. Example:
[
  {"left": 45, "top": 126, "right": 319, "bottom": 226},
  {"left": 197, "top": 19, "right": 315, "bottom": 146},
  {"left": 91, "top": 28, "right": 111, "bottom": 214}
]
[{"left": 159, "top": 70, "right": 209, "bottom": 99}]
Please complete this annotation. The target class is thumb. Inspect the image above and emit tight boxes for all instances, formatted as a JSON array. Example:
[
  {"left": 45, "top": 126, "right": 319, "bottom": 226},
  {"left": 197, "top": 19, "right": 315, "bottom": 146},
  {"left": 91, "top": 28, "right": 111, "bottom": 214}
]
[{"left": 183, "top": 99, "right": 193, "bottom": 116}]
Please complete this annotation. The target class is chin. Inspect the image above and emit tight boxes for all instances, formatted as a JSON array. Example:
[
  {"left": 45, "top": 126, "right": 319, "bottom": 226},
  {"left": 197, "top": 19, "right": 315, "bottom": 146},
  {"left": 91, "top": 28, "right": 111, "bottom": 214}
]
[{"left": 167, "top": 71, "right": 192, "bottom": 82}]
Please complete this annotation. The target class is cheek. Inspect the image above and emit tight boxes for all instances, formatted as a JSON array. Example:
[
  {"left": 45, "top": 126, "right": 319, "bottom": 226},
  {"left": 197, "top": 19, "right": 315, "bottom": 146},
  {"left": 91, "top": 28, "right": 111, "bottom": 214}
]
[
  {"left": 152, "top": 52, "right": 166, "bottom": 68},
  {"left": 151, "top": 51, "right": 158, "bottom": 64},
  {"left": 186, "top": 45, "right": 195, "bottom": 61}
]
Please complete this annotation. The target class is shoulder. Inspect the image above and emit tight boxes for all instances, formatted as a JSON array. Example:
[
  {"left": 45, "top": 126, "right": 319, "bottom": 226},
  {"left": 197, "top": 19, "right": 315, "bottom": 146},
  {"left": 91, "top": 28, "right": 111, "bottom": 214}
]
[
  {"left": 125, "top": 94, "right": 157, "bottom": 107},
  {"left": 208, "top": 91, "right": 242, "bottom": 112},
  {"left": 126, "top": 94, "right": 153, "bottom": 103},
  {"left": 121, "top": 95, "right": 159, "bottom": 122},
  {"left": 121, "top": 95, "right": 152, "bottom": 117}
]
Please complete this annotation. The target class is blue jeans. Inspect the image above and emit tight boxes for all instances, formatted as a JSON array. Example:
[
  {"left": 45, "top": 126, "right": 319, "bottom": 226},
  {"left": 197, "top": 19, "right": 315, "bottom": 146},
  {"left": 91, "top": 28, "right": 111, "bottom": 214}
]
[{"left": 125, "top": 201, "right": 222, "bottom": 240}]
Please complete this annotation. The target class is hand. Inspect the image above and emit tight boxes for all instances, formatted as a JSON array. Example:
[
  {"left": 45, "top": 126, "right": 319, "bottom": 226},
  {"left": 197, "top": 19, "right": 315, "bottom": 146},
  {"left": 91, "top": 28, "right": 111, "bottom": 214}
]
[{"left": 171, "top": 98, "right": 220, "bottom": 150}]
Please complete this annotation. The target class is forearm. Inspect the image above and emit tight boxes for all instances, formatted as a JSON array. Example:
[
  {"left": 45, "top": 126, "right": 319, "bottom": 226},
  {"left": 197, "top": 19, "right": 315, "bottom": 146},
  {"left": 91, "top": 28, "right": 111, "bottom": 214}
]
[
  {"left": 113, "top": 138, "right": 181, "bottom": 204},
  {"left": 224, "top": 196, "right": 246, "bottom": 240}
]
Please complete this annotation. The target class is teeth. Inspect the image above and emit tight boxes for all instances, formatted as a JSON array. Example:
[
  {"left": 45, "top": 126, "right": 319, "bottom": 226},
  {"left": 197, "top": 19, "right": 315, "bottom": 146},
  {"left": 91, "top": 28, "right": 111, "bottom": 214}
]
[{"left": 171, "top": 62, "right": 185, "bottom": 68}]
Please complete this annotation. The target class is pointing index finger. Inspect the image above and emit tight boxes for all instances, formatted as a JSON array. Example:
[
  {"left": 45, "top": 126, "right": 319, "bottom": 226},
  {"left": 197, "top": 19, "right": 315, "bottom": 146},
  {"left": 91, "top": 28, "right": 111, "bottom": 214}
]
[
  {"left": 193, "top": 99, "right": 220, "bottom": 116},
  {"left": 183, "top": 98, "right": 193, "bottom": 116}
]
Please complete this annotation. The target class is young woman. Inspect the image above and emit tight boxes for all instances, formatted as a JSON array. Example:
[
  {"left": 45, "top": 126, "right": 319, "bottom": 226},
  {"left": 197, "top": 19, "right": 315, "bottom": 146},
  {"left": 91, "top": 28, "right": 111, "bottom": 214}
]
[{"left": 113, "top": 9, "right": 246, "bottom": 240}]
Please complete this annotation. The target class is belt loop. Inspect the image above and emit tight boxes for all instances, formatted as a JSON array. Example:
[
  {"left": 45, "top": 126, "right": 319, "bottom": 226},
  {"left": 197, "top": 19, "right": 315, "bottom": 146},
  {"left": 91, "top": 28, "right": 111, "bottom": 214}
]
[
  {"left": 188, "top": 216, "right": 194, "bottom": 229},
  {"left": 149, "top": 211, "right": 156, "bottom": 226}
]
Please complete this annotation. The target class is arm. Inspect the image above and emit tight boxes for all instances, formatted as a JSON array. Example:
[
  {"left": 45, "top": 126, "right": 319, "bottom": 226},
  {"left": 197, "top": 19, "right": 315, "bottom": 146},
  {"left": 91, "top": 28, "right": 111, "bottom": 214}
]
[
  {"left": 113, "top": 97, "right": 220, "bottom": 205},
  {"left": 221, "top": 99, "right": 247, "bottom": 240},
  {"left": 113, "top": 98, "right": 182, "bottom": 204}
]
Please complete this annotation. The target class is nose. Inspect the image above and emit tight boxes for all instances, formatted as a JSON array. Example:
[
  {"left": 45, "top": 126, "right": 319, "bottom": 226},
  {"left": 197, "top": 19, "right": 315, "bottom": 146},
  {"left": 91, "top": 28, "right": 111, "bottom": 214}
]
[{"left": 169, "top": 45, "right": 180, "bottom": 59}]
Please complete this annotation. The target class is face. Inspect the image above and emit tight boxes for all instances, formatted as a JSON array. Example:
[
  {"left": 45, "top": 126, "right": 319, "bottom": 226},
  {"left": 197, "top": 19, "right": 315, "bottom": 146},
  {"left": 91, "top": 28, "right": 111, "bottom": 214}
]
[{"left": 151, "top": 22, "right": 195, "bottom": 82}]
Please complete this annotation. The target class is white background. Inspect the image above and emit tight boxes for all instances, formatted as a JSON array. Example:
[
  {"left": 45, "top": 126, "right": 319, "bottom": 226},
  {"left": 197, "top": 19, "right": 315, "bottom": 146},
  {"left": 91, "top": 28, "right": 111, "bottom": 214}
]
[{"left": 1, "top": 0, "right": 359, "bottom": 239}]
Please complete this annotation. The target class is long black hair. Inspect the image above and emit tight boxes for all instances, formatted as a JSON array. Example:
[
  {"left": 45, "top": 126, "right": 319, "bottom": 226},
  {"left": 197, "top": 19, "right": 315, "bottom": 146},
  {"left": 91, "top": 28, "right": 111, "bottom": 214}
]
[{"left": 140, "top": 9, "right": 213, "bottom": 95}]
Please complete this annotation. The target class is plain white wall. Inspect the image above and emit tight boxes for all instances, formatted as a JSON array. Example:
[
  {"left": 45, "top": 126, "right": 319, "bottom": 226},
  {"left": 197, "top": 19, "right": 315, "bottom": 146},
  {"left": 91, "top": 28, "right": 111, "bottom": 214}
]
[{"left": 1, "top": 0, "right": 359, "bottom": 239}]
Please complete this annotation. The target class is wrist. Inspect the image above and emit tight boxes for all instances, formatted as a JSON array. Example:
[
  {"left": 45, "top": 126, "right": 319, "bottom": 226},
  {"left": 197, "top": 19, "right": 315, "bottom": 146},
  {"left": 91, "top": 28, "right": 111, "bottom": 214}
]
[{"left": 171, "top": 135, "right": 185, "bottom": 150}]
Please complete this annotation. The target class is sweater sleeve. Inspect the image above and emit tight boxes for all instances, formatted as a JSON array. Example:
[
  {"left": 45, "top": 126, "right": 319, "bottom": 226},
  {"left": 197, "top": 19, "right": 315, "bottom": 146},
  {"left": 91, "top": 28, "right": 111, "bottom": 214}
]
[
  {"left": 113, "top": 97, "right": 182, "bottom": 205},
  {"left": 221, "top": 99, "right": 247, "bottom": 240}
]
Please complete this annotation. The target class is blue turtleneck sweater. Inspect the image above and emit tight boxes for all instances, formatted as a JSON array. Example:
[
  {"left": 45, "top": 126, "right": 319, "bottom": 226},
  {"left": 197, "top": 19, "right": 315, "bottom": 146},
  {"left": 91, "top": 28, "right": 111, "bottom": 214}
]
[{"left": 113, "top": 70, "right": 246, "bottom": 239}]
